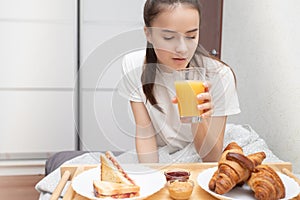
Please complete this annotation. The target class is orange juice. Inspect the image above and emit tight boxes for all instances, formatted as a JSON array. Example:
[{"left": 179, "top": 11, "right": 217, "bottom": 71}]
[{"left": 175, "top": 80, "right": 205, "bottom": 122}]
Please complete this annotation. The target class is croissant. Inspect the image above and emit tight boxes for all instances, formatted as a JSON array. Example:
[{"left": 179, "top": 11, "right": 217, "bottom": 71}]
[
  {"left": 208, "top": 142, "right": 266, "bottom": 195},
  {"left": 247, "top": 152, "right": 267, "bottom": 167},
  {"left": 247, "top": 165, "right": 285, "bottom": 200}
]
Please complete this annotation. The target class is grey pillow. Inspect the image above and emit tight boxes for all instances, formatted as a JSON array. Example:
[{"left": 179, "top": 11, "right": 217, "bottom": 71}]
[{"left": 45, "top": 151, "right": 123, "bottom": 175}]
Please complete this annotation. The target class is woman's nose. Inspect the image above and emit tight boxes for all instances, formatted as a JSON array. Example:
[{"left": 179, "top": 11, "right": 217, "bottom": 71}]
[{"left": 175, "top": 37, "right": 188, "bottom": 54}]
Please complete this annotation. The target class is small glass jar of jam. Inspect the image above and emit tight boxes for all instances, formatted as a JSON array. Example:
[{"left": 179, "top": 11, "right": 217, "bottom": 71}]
[{"left": 164, "top": 169, "right": 190, "bottom": 182}]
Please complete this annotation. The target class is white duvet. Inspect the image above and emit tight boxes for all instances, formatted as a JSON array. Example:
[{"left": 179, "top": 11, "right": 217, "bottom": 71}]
[{"left": 35, "top": 123, "right": 283, "bottom": 200}]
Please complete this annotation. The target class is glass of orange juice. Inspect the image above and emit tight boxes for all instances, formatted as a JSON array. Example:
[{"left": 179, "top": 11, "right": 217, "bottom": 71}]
[{"left": 174, "top": 68, "right": 205, "bottom": 123}]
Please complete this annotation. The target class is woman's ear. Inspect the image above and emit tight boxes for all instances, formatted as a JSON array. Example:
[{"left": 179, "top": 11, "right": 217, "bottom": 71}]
[{"left": 144, "top": 26, "right": 153, "bottom": 44}]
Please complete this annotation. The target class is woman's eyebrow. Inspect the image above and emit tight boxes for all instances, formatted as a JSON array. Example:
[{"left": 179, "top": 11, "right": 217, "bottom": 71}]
[
  {"left": 161, "top": 28, "right": 198, "bottom": 34},
  {"left": 186, "top": 28, "right": 198, "bottom": 33}
]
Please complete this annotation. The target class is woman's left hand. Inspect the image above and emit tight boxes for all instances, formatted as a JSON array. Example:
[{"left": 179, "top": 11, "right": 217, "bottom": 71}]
[
  {"left": 197, "top": 82, "right": 213, "bottom": 118},
  {"left": 172, "top": 82, "right": 214, "bottom": 118}
]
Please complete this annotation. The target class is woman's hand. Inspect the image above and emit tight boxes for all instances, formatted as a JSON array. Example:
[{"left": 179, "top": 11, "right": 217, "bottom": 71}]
[
  {"left": 197, "top": 82, "right": 213, "bottom": 118},
  {"left": 172, "top": 82, "right": 213, "bottom": 118}
]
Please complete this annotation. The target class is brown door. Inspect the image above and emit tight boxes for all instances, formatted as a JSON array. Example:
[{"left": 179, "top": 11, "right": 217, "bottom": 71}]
[{"left": 198, "top": 0, "right": 223, "bottom": 58}]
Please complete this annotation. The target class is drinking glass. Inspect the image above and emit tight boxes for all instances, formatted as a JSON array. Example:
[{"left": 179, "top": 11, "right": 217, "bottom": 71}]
[{"left": 173, "top": 68, "right": 206, "bottom": 123}]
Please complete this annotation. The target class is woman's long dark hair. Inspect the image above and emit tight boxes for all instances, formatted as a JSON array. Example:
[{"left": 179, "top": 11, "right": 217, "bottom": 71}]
[
  {"left": 142, "top": 0, "right": 203, "bottom": 112},
  {"left": 141, "top": 0, "right": 235, "bottom": 112}
]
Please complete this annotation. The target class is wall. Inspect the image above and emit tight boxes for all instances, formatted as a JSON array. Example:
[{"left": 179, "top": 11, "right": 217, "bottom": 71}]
[{"left": 222, "top": 0, "right": 300, "bottom": 172}]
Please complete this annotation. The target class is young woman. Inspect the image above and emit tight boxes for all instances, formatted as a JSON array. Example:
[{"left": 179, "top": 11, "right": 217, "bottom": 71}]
[{"left": 118, "top": 0, "right": 240, "bottom": 163}]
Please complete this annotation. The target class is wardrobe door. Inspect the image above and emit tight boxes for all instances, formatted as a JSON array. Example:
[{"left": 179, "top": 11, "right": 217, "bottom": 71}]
[
  {"left": 0, "top": 0, "right": 76, "bottom": 161},
  {"left": 79, "top": 0, "right": 146, "bottom": 152},
  {"left": 199, "top": 0, "right": 223, "bottom": 58}
]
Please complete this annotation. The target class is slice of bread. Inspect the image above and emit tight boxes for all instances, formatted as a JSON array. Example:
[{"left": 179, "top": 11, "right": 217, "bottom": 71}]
[
  {"left": 93, "top": 151, "right": 140, "bottom": 198},
  {"left": 100, "top": 153, "right": 132, "bottom": 184},
  {"left": 93, "top": 180, "right": 140, "bottom": 198}
]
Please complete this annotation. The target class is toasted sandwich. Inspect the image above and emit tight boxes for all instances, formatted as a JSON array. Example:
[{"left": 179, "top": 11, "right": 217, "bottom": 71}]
[
  {"left": 93, "top": 151, "right": 140, "bottom": 198},
  {"left": 93, "top": 181, "right": 140, "bottom": 198}
]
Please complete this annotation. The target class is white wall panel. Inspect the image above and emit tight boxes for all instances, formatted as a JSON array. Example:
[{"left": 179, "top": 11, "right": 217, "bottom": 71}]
[
  {"left": 0, "top": 0, "right": 75, "bottom": 21},
  {"left": 0, "top": 91, "right": 76, "bottom": 153},
  {"left": 80, "top": 90, "right": 135, "bottom": 152},
  {"left": 0, "top": 22, "right": 76, "bottom": 88},
  {"left": 222, "top": 0, "right": 300, "bottom": 173}
]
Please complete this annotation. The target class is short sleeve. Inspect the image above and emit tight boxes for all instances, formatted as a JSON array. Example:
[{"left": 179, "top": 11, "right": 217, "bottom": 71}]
[
  {"left": 207, "top": 60, "right": 241, "bottom": 116},
  {"left": 117, "top": 51, "right": 145, "bottom": 102}
]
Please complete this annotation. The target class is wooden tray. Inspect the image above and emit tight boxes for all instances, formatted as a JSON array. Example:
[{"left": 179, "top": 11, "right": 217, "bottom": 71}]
[{"left": 53, "top": 162, "right": 298, "bottom": 200}]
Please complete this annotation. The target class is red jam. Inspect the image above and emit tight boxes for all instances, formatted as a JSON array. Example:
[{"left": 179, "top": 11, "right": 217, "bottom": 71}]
[{"left": 164, "top": 169, "right": 190, "bottom": 182}]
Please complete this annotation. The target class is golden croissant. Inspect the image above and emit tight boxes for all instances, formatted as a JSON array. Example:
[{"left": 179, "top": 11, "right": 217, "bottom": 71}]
[
  {"left": 208, "top": 142, "right": 266, "bottom": 194},
  {"left": 247, "top": 165, "right": 285, "bottom": 200}
]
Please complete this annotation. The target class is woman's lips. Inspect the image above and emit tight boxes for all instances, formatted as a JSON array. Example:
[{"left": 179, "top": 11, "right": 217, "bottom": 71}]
[
  {"left": 172, "top": 57, "right": 187, "bottom": 64},
  {"left": 173, "top": 58, "right": 187, "bottom": 61}
]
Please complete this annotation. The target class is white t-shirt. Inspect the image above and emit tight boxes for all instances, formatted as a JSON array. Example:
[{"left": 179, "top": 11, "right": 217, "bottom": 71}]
[{"left": 118, "top": 50, "right": 240, "bottom": 154}]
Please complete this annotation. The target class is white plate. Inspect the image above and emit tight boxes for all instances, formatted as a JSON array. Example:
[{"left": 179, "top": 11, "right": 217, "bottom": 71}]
[
  {"left": 72, "top": 164, "right": 166, "bottom": 200},
  {"left": 197, "top": 167, "right": 300, "bottom": 200}
]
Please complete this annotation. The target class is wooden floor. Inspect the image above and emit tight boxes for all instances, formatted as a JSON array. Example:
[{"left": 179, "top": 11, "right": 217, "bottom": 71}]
[{"left": 0, "top": 174, "right": 44, "bottom": 200}]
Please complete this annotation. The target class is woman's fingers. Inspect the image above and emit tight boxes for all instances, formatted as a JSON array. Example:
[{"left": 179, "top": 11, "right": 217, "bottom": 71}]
[
  {"left": 197, "top": 90, "right": 214, "bottom": 118},
  {"left": 198, "top": 102, "right": 214, "bottom": 118},
  {"left": 172, "top": 97, "right": 178, "bottom": 104},
  {"left": 203, "top": 81, "right": 211, "bottom": 92},
  {"left": 201, "top": 109, "right": 214, "bottom": 118},
  {"left": 197, "top": 92, "right": 211, "bottom": 102}
]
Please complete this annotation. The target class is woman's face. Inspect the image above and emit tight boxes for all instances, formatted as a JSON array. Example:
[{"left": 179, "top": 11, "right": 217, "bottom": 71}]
[{"left": 145, "top": 4, "right": 200, "bottom": 70}]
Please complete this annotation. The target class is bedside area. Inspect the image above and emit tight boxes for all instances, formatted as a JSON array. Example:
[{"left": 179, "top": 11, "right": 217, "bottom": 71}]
[{"left": 0, "top": 159, "right": 46, "bottom": 200}]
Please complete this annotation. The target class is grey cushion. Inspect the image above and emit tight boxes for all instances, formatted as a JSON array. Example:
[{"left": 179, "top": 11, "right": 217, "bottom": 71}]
[{"left": 45, "top": 151, "right": 123, "bottom": 175}]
